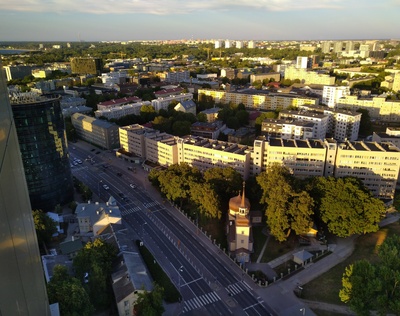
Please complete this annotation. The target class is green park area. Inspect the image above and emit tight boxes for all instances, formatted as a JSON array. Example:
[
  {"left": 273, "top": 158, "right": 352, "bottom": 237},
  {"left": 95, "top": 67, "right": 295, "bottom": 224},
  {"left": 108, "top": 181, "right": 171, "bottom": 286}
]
[{"left": 302, "top": 220, "right": 400, "bottom": 305}]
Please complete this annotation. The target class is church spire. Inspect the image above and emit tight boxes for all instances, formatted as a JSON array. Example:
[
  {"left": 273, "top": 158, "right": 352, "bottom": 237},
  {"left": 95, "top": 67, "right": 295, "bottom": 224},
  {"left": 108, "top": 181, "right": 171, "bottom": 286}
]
[{"left": 240, "top": 181, "right": 246, "bottom": 208}]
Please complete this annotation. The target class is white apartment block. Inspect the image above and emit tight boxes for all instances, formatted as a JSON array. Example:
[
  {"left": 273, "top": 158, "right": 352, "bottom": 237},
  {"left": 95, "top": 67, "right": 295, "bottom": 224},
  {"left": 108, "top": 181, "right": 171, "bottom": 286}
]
[
  {"left": 151, "top": 93, "right": 193, "bottom": 112},
  {"left": 236, "top": 41, "right": 243, "bottom": 49},
  {"left": 161, "top": 70, "right": 190, "bottom": 83},
  {"left": 101, "top": 71, "right": 127, "bottom": 85},
  {"left": 372, "top": 127, "right": 400, "bottom": 149},
  {"left": 337, "top": 95, "right": 400, "bottom": 122},
  {"left": 393, "top": 72, "right": 400, "bottom": 92},
  {"left": 95, "top": 101, "right": 151, "bottom": 120},
  {"left": 284, "top": 66, "right": 336, "bottom": 85},
  {"left": 335, "top": 141, "right": 400, "bottom": 199},
  {"left": 261, "top": 119, "right": 314, "bottom": 140},
  {"left": 324, "top": 109, "right": 361, "bottom": 141},
  {"left": 225, "top": 40, "right": 231, "bottom": 48},
  {"left": 279, "top": 110, "right": 329, "bottom": 140},
  {"left": 247, "top": 41, "right": 255, "bottom": 49},
  {"left": 177, "top": 137, "right": 252, "bottom": 180},
  {"left": 323, "top": 85, "right": 350, "bottom": 108},
  {"left": 296, "top": 56, "right": 308, "bottom": 69},
  {"left": 119, "top": 124, "right": 400, "bottom": 200},
  {"left": 198, "top": 89, "right": 319, "bottom": 111},
  {"left": 215, "top": 40, "right": 222, "bottom": 49}
]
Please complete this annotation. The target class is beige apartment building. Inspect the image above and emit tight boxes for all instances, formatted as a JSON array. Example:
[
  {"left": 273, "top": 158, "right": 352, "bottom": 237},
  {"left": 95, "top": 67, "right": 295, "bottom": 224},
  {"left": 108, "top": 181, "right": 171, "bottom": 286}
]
[
  {"left": 337, "top": 95, "right": 400, "bottom": 122},
  {"left": 71, "top": 113, "right": 120, "bottom": 149},
  {"left": 284, "top": 66, "right": 335, "bottom": 85},
  {"left": 177, "top": 136, "right": 252, "bottom": 179},
  {"left": 198, "top": 89, "right": 319, "bottom": 111},
  {"left": 334, "top": 141, "right": 400, "bottom": 199},
  {"left": 119, "top": 124, "right": 400, "bottom": 200}
]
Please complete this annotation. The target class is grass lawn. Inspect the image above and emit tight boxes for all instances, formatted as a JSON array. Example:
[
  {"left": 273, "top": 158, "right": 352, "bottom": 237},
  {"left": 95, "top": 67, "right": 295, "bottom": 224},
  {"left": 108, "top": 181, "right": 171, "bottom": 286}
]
[
  {"left": 302, "top": 221, "right": 400, "bottom": 305},
  {"left": 250, "top": 226, "right": 268, "bottom": 262},
  {"left": 261, "top": 233, "right": 298, "bottom": 263}
]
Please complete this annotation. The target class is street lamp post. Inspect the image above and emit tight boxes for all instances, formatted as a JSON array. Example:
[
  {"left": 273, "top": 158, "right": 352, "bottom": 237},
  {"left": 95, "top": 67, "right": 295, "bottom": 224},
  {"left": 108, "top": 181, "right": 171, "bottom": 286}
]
[
  {"left": 300, "top": 308, "right": 306, "bottom": 315},
  {"left": 98, "top": 180, "right": 102, "bottom": 198}
]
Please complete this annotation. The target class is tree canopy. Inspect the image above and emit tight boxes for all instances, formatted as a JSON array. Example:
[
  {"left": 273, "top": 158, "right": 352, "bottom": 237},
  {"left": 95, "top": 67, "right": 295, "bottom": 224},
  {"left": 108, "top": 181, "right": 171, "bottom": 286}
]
[
  {"left": 312, "top": 177, "right": 385, "bottom": 237},
  {"left": 33, "top": 209, "right": 58, "bottom": 245},
  {"left": 134, "top": 284, "right": 165, "bottom": 316},
  {"left": 257, "top": 164, "right": 314, "bottom": 242},
  {"left": 339, "top": 235, "right": 400, "bottom": 315}
]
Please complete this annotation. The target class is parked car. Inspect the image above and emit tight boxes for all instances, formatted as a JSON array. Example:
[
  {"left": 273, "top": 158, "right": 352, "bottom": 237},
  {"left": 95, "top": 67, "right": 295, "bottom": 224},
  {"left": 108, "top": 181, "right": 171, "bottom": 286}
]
[
  {"left": 102, "top": 184, "right": 110, "bottom": 190},
  {"left": 130, "top": 184, "right": 136, "bottom": 189}
]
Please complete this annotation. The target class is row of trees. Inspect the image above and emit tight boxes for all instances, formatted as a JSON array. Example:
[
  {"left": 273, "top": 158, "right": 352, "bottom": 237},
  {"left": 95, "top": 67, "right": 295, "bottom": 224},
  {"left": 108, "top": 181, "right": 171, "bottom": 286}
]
[
  {"left": 149, "top": 163, "right": 386, "bottom": 242},
  {"left": 258, "top": 164, "right": 385, "bottom": 241}
]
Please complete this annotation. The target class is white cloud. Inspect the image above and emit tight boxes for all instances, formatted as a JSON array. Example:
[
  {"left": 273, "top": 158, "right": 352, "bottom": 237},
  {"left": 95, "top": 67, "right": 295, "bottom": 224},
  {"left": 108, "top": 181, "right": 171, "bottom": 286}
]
[{"left": 0, "top": 0, "right": 348, "bottom": 15}]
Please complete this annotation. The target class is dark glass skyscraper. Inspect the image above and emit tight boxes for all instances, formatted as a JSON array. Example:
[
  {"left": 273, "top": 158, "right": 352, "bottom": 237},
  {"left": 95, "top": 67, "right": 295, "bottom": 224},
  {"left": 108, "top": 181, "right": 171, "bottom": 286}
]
[
  {"left": 0, "top": 63, "right": 50, "bottom": 314},
  {"left": 10, "top": 93, "right": 74, "bottom": 211}
]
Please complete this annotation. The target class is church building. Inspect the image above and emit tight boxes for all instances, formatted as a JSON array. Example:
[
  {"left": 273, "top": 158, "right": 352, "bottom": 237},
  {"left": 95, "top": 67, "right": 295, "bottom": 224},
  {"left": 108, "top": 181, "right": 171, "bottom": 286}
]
[{"left": 227, "top": 183, "right": 253, "bottom": 264}]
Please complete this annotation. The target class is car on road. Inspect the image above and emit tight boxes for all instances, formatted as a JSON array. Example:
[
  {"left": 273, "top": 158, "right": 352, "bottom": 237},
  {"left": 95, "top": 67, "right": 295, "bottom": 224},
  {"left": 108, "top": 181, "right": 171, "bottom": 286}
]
[
  {"left": 96, "top": 151, "right": 101, "bottom": 154},
  {"left": 102, "top": 184, "right": 110, "bottom": 190},
  {"left": 130, "top": 184, "right": 136, "bottom": 189}
]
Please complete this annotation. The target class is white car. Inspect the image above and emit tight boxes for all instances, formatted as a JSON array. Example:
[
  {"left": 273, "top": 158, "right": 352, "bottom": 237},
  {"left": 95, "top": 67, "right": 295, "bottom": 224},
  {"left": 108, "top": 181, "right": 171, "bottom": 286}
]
[
  {"left": 102, "top": 184, "right": 110, "bottom": 190},
  {"left": 130, "top": 184, "right": 136, "bottom": 189}
]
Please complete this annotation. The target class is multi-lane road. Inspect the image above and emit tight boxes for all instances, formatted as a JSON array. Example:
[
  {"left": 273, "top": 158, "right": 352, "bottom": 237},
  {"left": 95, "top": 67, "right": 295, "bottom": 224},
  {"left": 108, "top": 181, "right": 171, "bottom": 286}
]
[{"left": 69, "top": 143, "right": 276, "bottom": 316}]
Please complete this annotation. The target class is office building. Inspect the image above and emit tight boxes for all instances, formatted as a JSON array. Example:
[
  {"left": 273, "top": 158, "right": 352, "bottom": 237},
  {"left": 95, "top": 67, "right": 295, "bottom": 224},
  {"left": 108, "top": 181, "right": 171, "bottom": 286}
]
[
  {"left": 70, "top": 57, "right": 103, "bottom": 75},
  {"left": 0, "top": 62, "right": 50, "bottom": 315},
  {"left": 3, "top": 64, "right": 35, "bottom": 81},
  {"left": 10, "top": 93, "right": 74, "bottom": 211},
  {"left": 71, "top": 113, "right": 120, "bottom": 149}
]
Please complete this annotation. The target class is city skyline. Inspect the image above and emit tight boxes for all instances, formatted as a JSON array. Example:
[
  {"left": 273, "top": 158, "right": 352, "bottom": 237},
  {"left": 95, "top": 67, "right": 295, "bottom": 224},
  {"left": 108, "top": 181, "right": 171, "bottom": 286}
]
[{"left": 0, "top": 0, "right": 399, "bottom": 42}]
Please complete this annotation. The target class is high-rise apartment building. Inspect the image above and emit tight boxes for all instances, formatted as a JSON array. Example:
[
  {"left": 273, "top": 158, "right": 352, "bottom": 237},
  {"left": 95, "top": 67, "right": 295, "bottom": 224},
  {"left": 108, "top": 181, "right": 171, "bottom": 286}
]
[
  {"left": 10, "top": 93, "right": 74, "bottom": 211},
  {"left": 296, "top": 56, "right": 308, "bottom": 69},
  {"left": 0, "top": 63, "right": 50, "bottom": 315},
  {"left": 321, "top": 41, "right": 331, "bottom": 53},
  {"left": 322, "top": 85, "right": 350, "bottom": 108}
]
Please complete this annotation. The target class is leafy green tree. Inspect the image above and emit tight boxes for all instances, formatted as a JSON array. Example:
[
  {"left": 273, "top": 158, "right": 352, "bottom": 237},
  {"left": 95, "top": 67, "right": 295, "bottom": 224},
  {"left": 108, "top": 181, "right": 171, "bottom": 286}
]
[
  {"left": 134, "top": 284, "right": 165, "bottom": 316},
  {"left": 190, "top": 181, "right": 221, "bottom": 218},
  {"left": 33, "top": 209, "right": 58, "bottom": 245},
  {"left": 257, "top": 164, "right": 313, "bottom": 241},
  {"left": 236, "top": 110, "right": 249, "bottom": 126},
  {"left": 356, "top": 108, "right": 373, "bottom": 137},
  {"left": 73, "top": 239, "right": 118, "bottom": 310},
  {"left": 172, "top": 120, "right": 191, "bottom": 136},
  {"left": 196, "top": 112, "right": 207, "bottom": 122},
  {"left": 340, "top": 236, "right": 400, "bottom": 315},
  {"left": 314, "top": 177, "right": 385, "bottom": 237},
  {"left": 157, "top": 163, "right": 202, "bottom": 207},
  {"left": 47, "top": 265, "right": 94, "bottom": 316},
  {"left": 339, "top": 260, "right": 378, "bottom": 315}
]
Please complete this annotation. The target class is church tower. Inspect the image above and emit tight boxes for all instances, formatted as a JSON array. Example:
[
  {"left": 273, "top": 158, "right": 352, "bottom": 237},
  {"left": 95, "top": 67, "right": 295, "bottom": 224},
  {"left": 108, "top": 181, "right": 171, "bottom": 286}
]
[{"left": 227, "top": 182, "right": 253, "bottom": 264}]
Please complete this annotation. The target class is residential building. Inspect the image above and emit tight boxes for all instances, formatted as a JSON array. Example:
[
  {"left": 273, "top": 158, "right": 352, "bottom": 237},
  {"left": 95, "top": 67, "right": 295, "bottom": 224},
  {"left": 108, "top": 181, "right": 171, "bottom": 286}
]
[
  {"left": 324, "top": 108, "right": 361, "bottom": 141},
  {"left": 10, "top": 93, "right": 74, "bottom": 211},
  {"left": 261, "top": 119, "right": 314, "bottom": 140},
  {"left": 220, "top": 68, "right": 236, "bottom": 80},
  {"left": 101, "top": 71, "right": 128, "bottom": 85},
  {"left": 97, "top": 96, "right": 142, "bottom": 111},
  {"left": 322, "top": 85, "right": 350, "bottom": 108},
  {"left": 32, "top": 69, "right": 51, "bottom": 78},
  {"left": 0, "top": 62, "right": 51, "bottom": 315},
  {"left": 191, "top": 121, "right": 226, "bottom": 139},
  {"left": 321, "top": 41, "right": 331, "bottom": 53},
  {"left": 296, "top": 56, "right": 309, "bottom": 69},
  {"left": 247, "top": 41, "right": 255, "bottom": 49},
  {"left": 159, "top": 71, "right": 190, "bottom": 83},
  {"left": 393, "top": 72, "right": 400, "bottom": 92},
  {"left": 372, "top": 127, "right": 400, "bottom": 148},
  {"left": 119, "top": 124, "right": 155, "bottom": 158},
  {"left": 333, "top": 41, "right": 343, "bottom": 53},
  {"left": 227, "top": 183, "right": 253, "bottom": 263},
  {"left": 250, "top": 72, "right": 281, "bottom": 84},
  {"left": 154, "top": 87, "right": 184, "bottom": 98},
  {"left": 200, "top": 107, "right": 220, "bottom": 122},
  {"left": 71, "top": 113, "right": 120, "bottom": 149},
  {"left": 334, "top": 141, "right": 400, "bottom": 199},
  {"left": 345, "top": 41, "right": 355, "bottom": 52},
  {"left": 337, "top": 95, "right": 400, "bottom": 122},
  {"left": 174, "top": 99, "right": 196, "bottom": 115},
  {"left": 198, "top": 89, "right": 319, "bottom": 111},
  {"left": 279, "top": 110, "right": 329, "bottom": 140},
  {"left": 284, "top": 66, "right": 336, "bottom": 85},
  {"left": 236, "top": 41, "right": 243, "bottom": 49},
  {"left": 95, "top": 101, "right": 151, "bottom": 120},
  {"left": 177, "top": 136, "right": 252, "bottom": 179},
  {"left": 151, "top": 93, "right": 193, "bottom": 112},
  {"left": 59, "top": 239, "right": 83, "bottom": 259},
  {"left": 75, "top": 197, "right": 122, "bottom": 236},
  {"left": 225, "top": 40, "right": 231, "bottom": 48},
  {"left": 215, "top": 40, "right": 222, "bottom": 49},
  {"left": 70, "top": 57, "right": 103, "bottom": 75}
]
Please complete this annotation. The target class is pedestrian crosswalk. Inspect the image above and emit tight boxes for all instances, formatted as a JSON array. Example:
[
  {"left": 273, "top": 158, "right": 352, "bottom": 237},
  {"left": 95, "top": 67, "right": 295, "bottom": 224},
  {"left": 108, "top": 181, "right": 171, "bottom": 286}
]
[
  {"left": 143, "top": 201, "right": 160, "bottom": 208},
  {"left": 183, "top": 291, "right": 220, "bottom": 313},
  {"left": 121, "top": 206, "right": 141, "bottom": 215},
  {"left": 226, "top": 282, "right": 246, "bottom": 296}
]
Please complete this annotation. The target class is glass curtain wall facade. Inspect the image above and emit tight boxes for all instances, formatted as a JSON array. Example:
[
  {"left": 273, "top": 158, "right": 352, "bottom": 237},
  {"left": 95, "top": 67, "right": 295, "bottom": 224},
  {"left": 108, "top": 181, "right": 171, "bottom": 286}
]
[
  {"left": 10, "top": 93, "right": 73, "bottom": 211},
  {"left": 0, "top": 63, "right": 50, "bottom": 314}
]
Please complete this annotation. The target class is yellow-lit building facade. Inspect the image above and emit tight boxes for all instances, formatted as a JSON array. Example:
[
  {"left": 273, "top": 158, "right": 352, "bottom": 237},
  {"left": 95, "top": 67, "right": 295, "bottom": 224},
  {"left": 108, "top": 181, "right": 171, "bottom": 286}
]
[
  {"left": 198, "top": 89, "right": 319, "bottom": 111},
  {"left": 338, "top": 95, "right": 400, "bottom": 122},
  {"left": 284, "top": 66, "right": 336, "bottom": 85}
]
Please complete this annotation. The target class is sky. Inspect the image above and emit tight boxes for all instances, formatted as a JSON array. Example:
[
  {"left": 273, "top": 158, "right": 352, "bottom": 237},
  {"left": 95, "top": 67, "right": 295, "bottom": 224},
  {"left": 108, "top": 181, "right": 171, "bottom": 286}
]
[{"left": 0, "top": 0, "right": 399, "bottom": 42}]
